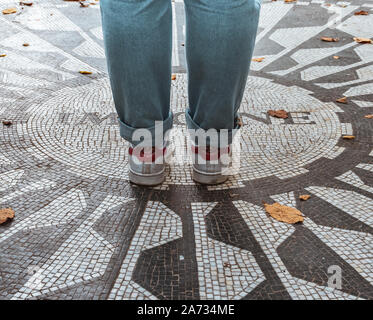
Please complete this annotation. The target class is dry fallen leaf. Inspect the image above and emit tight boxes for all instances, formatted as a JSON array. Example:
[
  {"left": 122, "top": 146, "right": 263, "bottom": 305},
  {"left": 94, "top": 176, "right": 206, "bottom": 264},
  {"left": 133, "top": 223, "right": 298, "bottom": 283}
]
[
  {"left": 252, "top": 57, "right": 265, "bottom": 62},
  {"left": 263, "top": 202, "right": 304, "bottom": 224},
  {"left": 321, "top": 37, "right": 339, "bottom": 42},
  {"left": 364, "top": 114, "right": 373, "bottom": 119},
  {"left": 80, "top": 1, "right": 90, "bottom": 7},
  {"left": 171, "top": 74, "right": 176, "bottom": 80},
  {"left": 336, "top": 97, "right": 348, "bottom": 104},
  {"left": 354, "top": 10, "right": 369, "bottom": 15},
  {"left": 299, "top": 194, "right": 311, "bottom": 201},
  {"left": 285, "top": 0, "right": 297, "bottom": 3},
  {"left": 2, "top": 8, "right": 17, "bottom": 15},
  {"left": 2, "top": 120, "right": 12, "bottom": 126},
  {"left": 0, "top": 54, "right": 6, "bottom": 57},
  {"left": 23, "top": 43, "right": 29, "bottom": 47},
  {"left": 342, "top": 135, "right": 355, "bottom": 140},
  {"left": 333, "top": 55, "right": 340, "bottom": 59},
  {"left": 19, "top": 2, "right": 33, "bottom": 6},
  {"left": 268, "top": 109, "right": 289, "bottom": 119},
  {"left": 0, "top": 208, "right": 15, "bottom": 224},
  {"left": 79, "top": 70, "right": 92, "bottom": 75},
  {"left": 353, "top": 37, "right": 373, "bottom": 44}
]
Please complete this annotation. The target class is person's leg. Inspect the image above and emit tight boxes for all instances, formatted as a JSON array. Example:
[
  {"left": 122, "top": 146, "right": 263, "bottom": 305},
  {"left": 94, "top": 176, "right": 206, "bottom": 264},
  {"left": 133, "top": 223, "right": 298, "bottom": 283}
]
[
  {"left": 100, "top": 0, "right": 173, "bottom": 148},
  {"left": 184, "top": 0, "right": 261, "bottom": 147},
  {"left": 184, "top": 0, "right": 261, "bottom": 184}
]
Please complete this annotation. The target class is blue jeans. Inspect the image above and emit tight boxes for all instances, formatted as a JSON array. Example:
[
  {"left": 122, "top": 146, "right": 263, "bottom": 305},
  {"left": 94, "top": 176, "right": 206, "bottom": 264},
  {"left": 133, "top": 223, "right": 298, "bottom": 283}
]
[{"left": 100, "top": 0, "right": 261, "bottom": 147}]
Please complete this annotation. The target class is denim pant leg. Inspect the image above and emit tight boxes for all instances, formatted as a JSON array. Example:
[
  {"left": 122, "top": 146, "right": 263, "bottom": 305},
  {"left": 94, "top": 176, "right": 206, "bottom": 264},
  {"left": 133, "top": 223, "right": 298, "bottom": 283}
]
[
  {"left": 100, "top": 0, "right": 173, "bottom": 147},
  {"left": 184, "top": 0, "right": 261, "bottom": 147}
]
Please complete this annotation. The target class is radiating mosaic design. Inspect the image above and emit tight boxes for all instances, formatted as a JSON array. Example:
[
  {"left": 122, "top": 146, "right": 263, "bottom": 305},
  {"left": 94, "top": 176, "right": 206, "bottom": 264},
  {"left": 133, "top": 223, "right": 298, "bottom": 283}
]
[{"left": 0, "top": 0, "right": 372, "bottom": 300}]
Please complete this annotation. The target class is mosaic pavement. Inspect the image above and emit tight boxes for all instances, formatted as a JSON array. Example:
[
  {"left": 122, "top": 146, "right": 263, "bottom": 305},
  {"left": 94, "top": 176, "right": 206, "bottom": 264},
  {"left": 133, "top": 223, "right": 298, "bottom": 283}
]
[{"left": 0, "top": 0, "right": 372, "bottom": 300}]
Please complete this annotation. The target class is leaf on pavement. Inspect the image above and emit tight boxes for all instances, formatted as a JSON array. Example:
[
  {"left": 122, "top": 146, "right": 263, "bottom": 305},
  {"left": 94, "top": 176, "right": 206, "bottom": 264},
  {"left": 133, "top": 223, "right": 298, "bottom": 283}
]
[
  {"left": 342, "top": 135, "right": 355, "bottom": 140},
  {"left": 354, "top": 10, "right": 369, "bottom": 15},
  {"left": 299, "top": 194, "right": 311, "bottom": 201},
  {"left": 252, "top": 57, "right": 265, "bottom": 62},
  {"left": 333, "top": 55, "right": 340, "bottom": 59},
  {"left": 268, "top": 109, "right": 289, "bottom": 119},
  {"left": 353, "top": 37, "right": 373, "bottom": 44},
  {"left": 2, "top": 8, "right": 17, "bottom": 14},
  {"left": 0, "top": 54, "right": 6, "bottom": 57},
  {"left": 336, "top": 97, "right": 347, "bottom": 104},
  {"left": 263, "top": 202, "right": 304, "bottom": 224},
  {"left": 19, "top": 2, "right": 33, "bottom": 6},
  {"left": 79, "top": 70, "right": 92, "bottom": 75},
  {"left": 2, "top": 120, "right": 12, "bottom": 126},
  {"left": 0, "top": 208, "right": 15, "bottom": 225},
  {"left": 171, "top": 74, "right": 176, "bottom": 80},
  {"left": 321, "top": 37, "right": 339, "bottom": 42},
  {"left": 364, "top": 114, "right": 373, "bottom": 119}
]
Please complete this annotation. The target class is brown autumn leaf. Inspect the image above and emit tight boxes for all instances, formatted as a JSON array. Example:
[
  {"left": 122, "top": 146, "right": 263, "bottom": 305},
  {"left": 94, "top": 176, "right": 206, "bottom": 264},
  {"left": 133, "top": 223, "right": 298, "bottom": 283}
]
[
  {"left": 342, "top": 135, "right": 355, "bottom": 140},
  {"left": 0, "top": 54, "right": 6, "bottom": 57},
  {"left": 321, "top": 36, "right": 339, "bottom": 42},
  {"left": 353, "top": 37, "right": 373, "bottom": 44},
  {"left": 79, "top": 70, "right": 92, "bottom": 75},
  {"left": 299, "top": 194, "right": 311, "bottom": 201},
  {"left": 23, "top": 43, "right": 29, "bottom": 47},
  {"left": 333, "top": 55, "right": 340, "bottom": 59},
  {"left": 268, "top": 109, "right": 289, "bottom": 119},
  {"left": 263, "top": 202, "right": 304, "bottom": 224},
  {"left": 19, "top": 2, "right": 33, "bottom": 6},
  {"left": 252, "top": 57, "right": 265, "bottom": 62},
  {"left": 0, "top": 208, "right": 15, "bottom": 224},
  {"left": 171, "top": 74, "right": 176, "bottom": 80},
  {"left": 364, "top": 114, "right": 373, "bottom": 119},
  {"left": 2, "top": 8, "right": 17, "bottom": 14},
  {"left": 336, "top": 97, "right": 348, "bottom": 104},
  {"left": 2, "top": 120, "right": 12, "bottom": 126},
  {"left": 354, "top": 10, "right": 369, "bottom": 15},
  {"left": 285, "top": 0, "right": 297, "bottom": 3}
]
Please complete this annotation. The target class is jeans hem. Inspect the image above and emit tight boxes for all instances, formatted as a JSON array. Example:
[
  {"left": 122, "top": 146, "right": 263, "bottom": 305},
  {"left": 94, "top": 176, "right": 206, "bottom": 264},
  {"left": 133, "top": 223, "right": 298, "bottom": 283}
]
[
  {"left": 118, "top": 112, "right": 173, "bottom": 147},
  {"left": 185, "top": 109, "right": 241, "bottom": 147}
]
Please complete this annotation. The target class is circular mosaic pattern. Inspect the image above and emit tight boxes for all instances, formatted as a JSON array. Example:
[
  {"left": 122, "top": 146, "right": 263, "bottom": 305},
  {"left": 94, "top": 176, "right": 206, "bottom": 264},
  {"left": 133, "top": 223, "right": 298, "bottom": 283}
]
[
  {"left": 0, "top": 0, "right": 372, "bottom": 301},
  {"left": 25, "top": 75, "right": 349, "bottom": 187}
]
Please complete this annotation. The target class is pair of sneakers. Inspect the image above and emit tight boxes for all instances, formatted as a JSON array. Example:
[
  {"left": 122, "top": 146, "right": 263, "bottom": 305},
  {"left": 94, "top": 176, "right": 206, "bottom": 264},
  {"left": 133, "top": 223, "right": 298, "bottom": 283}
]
[{"left": 128, "top": 141, "right": 232, "bottom": 186}]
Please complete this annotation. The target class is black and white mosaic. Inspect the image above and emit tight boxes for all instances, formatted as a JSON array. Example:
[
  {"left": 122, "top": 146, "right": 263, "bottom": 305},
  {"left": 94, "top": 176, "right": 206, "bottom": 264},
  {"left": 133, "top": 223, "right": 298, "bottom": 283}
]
[{"left": 0, "top": 0, "right": 372, "bottom": 300}]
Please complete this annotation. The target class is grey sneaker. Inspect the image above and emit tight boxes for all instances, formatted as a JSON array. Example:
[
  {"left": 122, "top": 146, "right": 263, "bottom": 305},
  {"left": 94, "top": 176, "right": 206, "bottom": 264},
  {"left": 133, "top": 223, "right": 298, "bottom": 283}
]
[
  {"left": 128, "top": 144, "right": 168, "bottom": 186},
  {"left": 191, "top": 144, "right": 232, "bottom": 185}
]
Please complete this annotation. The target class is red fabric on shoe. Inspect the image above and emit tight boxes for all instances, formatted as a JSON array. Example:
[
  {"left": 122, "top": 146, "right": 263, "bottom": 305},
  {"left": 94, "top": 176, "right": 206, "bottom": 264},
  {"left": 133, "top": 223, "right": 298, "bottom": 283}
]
[{"left": 129, "top": 146, "right": 166, "bottom": 163}]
